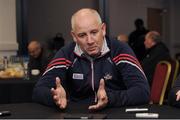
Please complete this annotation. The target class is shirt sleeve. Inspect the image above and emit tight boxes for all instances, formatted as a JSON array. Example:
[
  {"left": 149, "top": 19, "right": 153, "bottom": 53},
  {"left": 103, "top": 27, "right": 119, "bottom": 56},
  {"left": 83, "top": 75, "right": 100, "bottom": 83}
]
[
  {"left": 106, "top": 43, "right": 150, "bottom": 107},
  {"left": 32, "top": 49, "right": 72, "bottom": 107}
]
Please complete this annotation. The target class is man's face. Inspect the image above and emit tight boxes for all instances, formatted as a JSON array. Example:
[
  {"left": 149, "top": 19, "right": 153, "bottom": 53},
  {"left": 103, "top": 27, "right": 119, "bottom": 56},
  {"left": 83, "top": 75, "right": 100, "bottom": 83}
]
[
  {"left": 71, "top": 15, "right": 106, "bottom": 57},
  {"left": 144, "top": 35, "right": 153, "bottom": 49},
  {"left": 28, "top": 43, "right": 42, "bottom": 58}
]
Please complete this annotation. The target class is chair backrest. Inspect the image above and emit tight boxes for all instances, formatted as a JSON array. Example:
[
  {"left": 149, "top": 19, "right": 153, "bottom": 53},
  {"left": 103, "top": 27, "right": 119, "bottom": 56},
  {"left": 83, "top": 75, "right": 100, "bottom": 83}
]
[
  {"left": 150, "top": 61, "right": 171, "bottom": 105},
  {"left": 164, "top": 59, "right": 179, "bottom": 102},
  {"left": 170, "top": 59, "right": 179, "bottom": 87}
]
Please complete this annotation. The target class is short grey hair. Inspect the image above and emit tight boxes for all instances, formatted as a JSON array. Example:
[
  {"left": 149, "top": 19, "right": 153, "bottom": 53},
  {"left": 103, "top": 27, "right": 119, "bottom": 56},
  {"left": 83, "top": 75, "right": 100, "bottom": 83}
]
[
  {"left": 146, "top": 31, "right": 161, "bottom": 43},
  {"left": 71, "top": 8, "right": 102, "bottom": 31}
]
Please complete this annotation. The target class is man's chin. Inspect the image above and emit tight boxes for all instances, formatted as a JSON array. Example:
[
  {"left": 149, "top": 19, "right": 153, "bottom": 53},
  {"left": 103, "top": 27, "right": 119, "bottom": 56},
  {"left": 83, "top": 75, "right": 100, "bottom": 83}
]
[
  {"left": 34, "top": 56, "right": 39, "bottom": 58},
  {"left": 88, "top": 52, "right": 101, "bottom": 57}
]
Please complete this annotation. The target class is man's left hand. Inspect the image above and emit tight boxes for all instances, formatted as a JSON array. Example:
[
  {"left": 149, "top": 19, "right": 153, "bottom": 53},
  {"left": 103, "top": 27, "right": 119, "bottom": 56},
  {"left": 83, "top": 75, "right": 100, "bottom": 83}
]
[
  {"left": 88, "top": 78, "right": 108, "bottom": 111},
  {"left": 176, "top": 90, "right": 180, "bottom": 101}
]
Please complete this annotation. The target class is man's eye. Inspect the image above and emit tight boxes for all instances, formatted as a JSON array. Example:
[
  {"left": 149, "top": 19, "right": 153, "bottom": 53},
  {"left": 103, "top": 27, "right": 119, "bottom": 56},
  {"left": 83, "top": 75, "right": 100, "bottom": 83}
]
[
  {"left": 78, "top": 34, "right": 86, "bottom": 38},
  {"left": 91, "top": 31, "right": 98, "bottom": 35}
]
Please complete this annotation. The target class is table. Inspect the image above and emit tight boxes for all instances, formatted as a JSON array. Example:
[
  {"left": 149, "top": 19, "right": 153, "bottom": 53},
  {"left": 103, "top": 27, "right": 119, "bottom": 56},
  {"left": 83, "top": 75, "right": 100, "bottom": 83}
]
[
  {"left": 0, "top": 78, "right": 37, "bottom": 104},
  {"left": 0, "top": 102, "right": 179, "bottom": 119}
]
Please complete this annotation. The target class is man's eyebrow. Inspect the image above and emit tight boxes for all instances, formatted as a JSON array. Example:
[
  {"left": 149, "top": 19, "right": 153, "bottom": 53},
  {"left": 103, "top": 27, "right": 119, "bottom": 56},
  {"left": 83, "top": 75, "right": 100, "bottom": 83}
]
[
  {"left": 91, "top": 29, "right": 99, "bottom": 32},
  {"left": 77, "top": 32, "right": 86, "bottom": 35}
]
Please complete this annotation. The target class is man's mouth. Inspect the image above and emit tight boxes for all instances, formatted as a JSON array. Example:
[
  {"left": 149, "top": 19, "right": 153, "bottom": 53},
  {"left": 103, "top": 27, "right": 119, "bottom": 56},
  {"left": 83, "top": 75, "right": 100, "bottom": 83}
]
[{"left": 88, "top": 47, "right": 96, "bottom": 51}]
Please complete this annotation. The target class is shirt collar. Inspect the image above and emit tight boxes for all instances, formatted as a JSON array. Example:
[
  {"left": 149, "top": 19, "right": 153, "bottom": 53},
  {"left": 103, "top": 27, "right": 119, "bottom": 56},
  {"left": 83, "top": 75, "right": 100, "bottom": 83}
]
[{"left": 74, "top": 38, "right": 110, "bottom": 57}]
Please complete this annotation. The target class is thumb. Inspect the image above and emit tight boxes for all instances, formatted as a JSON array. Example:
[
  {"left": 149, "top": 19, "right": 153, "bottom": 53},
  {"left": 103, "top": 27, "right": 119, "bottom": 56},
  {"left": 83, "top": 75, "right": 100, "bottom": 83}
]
[
  {"left": 99, "top": 78, "right": 105, "bottom": 90},
  {"left": 55, "top": 77, "right": 61, "bottom": 88}
]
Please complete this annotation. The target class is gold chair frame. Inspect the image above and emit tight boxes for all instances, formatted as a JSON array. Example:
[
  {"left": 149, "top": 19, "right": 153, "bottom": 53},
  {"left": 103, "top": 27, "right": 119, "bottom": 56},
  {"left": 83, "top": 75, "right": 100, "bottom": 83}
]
[
  {"left": 171, "top": 60, "right": 179, "bottom": 87},
  {"left": 159, "top": 61, "right": 171, "bottom": 105}
]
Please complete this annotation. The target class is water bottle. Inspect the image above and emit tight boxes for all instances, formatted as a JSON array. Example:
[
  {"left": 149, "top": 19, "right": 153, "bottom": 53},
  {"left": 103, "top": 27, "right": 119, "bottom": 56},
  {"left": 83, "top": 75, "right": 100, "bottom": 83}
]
[{"left": 3, "top": 56, "right": 8, "bottom": 70}]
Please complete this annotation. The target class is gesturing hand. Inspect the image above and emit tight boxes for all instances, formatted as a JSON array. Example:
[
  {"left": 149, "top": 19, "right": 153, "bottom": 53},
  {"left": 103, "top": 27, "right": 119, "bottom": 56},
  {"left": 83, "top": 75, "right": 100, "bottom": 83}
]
[
  {"left": 176, "top": 90, "right": 180, "bottom": 101},
  {"left": 88, "top": 78, "right": 108, "bottom": 111},
  {"left": 51, "top": 77, "right": 67, "bottom": 109}
]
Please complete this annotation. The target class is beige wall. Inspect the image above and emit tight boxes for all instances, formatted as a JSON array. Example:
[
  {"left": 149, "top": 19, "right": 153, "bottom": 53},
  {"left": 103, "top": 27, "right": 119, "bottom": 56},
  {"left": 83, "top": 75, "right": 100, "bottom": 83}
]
[
  {"left": 108, "top": 0, "right": 165, "bottom": 38},
  {"left": 0, "top": 0, "right": 179, "bottom": 57},
  {"left": 169, "top": 0, "right": 180, "bottom": 57},
  {"left": 0, "top": 0, "right": 18, "bottom": 57},
  {"left": 107, "top": 0, "right": 180, "bottom": 57}
]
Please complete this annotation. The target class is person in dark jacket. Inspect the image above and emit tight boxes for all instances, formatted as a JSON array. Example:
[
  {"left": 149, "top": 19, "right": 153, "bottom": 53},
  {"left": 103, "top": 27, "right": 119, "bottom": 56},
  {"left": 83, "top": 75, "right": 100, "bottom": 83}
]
[
  {"left": 141, "top": 31, "right": 171, "bottom": 86},
  {"left": 47, "top": 33, "right": 65, "bottom": 56},
  {"left": 168, "top": 74, "right": 180, "bottom": 107},
  {"left": 28, "top": 40, "right": 53, "bottom": 79},
  {"left": 32, "top": 8, "right": 150, "bottom": 111},
  {"left": 128, "top": 18, "right": 149, "bottom": 61}
]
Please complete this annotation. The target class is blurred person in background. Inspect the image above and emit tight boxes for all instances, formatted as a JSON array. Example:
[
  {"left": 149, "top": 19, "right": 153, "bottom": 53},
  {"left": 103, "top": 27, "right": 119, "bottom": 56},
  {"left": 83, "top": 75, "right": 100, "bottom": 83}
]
[
  {"left": 47, "top": 33, "right": 65, "bottom": 56},
  {"left": 141, "top": 31, "right": 171, "bottom": 86},
  {"left": 128, "top": 18, "right": 149, "bottom": 61},
  {"left": 28, "top": 40, "right": 53, "bottom": 79},
  {"left": 117, "top": 34, "right": 128, "bottom": 43}
]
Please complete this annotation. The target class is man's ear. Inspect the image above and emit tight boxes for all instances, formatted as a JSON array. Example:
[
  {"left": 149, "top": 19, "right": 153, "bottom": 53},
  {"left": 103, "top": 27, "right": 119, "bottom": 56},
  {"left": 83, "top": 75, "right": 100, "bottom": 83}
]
[
  {"left": 71, "top": 31, "right": 77, "bottom": 42},
  {"left": 101, "top": 23, "right": 106, "bottom": 36}
]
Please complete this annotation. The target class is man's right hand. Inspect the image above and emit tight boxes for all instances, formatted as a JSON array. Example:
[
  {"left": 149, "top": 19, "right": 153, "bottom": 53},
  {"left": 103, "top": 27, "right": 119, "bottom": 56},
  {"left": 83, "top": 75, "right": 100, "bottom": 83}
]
[{"left": 51, "top": 77, "right": 67, "bottom": 109}]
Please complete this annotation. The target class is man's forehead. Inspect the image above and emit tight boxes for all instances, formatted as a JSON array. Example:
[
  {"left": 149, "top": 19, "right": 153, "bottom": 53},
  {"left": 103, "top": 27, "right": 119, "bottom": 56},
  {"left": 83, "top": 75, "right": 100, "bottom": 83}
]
[
  {"left": 74, "top": 18, "right": 101, "bottom": 31},
  {"left": 74, "top": 24, "right": 100, "bottom": 35},
  {"left": 29, "top": 44, "right": 40, "bottom": 51}
]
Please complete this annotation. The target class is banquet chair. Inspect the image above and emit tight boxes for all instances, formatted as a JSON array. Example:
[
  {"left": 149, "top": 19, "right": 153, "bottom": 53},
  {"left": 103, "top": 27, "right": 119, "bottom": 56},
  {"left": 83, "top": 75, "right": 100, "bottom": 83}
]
[
  {"left": 164, "top": 59, "right": 179, "bottom": 103},
  {"left": 149, "top": 61, "right": 171, "bottom": 105},
  {"left": 170, "top": 59, "right": 179, "bottom": 87}
]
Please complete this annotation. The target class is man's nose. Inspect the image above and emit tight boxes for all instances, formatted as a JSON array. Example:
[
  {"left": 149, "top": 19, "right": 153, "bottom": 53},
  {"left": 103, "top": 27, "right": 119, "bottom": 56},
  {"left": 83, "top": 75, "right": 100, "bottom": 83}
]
[
  {"left": 30, "top": 52, "right": 35, "bottom": 56},
  {"left": 87, "top": 35, "right": 94, "bottom": 44}
]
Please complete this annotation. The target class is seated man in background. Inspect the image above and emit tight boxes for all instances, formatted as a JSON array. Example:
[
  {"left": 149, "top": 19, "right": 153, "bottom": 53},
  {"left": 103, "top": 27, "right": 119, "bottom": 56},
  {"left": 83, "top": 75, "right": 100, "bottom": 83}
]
[
  {"left": 117, "top": 34, "right": 128, "bottom": 43},
  {"left": 141, "top": 31, "right": 171, "bottom": 86},
  {"left": 32, "top": 8, "right": 150, "bottom": 111},
  {"left": 28, "top": 40, "right": 53, "bottom": 79},
  {"left": 168, "top": 74, "right": 180, "bottom": 107}
]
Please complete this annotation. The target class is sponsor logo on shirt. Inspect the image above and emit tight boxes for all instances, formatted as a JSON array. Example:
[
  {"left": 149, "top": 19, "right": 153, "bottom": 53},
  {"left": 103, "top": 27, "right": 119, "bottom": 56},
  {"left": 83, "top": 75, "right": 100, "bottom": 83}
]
[{"left": 73, "top": 73, "right": 84, "bottom": 80}]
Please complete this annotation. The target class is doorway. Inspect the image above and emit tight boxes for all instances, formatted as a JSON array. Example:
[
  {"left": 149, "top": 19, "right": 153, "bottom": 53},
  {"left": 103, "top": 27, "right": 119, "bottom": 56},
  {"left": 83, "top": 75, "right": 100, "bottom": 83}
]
[{"left": 147, "top": 8, "right": 163, "bottom": 35}]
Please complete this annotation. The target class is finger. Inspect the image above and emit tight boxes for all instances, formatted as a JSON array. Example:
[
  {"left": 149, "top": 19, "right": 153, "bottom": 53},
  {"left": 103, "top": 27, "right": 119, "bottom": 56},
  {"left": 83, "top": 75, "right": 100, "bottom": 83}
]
[
  {"left": 51, "top": 87, "right": 58, "bottom": 96},
  {"left": 176, "top": 91, "right": 180, "bottom": 101},
  {"left": 99, "top": 78, "right": 105, "bottom": 90},
  {"left": 51, "top": 88, "right": 59, "bottom": 103},
  {"left": 88, "top": 98, "right": 105, "bottom": 110},
  {"left": 56, "top": 77, "right": 61, "bottom": 88},
  {"left": 88, "top": 104, "right": 99, "bottom": 110},
  {"left": 176, "top": 91, "right": 178, "bottom": 95},
  {"left": 176, "top": 95, "right": 180, "bottom": 101},
  {"left": 59, "top": 99, "right": 67, "bottom": 109},
  {"left": 55, "top": 98, "right": 65, "bottom": 109},
  {"left": 51, "top": 88, "right": 56, "bottom": 95},
  {"left": 55, "top": 98, "right": 67, "bottom": 109},
  {"left": 98, "top": 79, "right": 107, "bottom": 99},
  {"left": 89, "top": 101, "right": 105, "bottom": 111},
  {"left": 53, "top": 95, "right": 60, "bottom": 101},
  {"left": 56, "top": 99, "right": 61, "bottom": 106}
]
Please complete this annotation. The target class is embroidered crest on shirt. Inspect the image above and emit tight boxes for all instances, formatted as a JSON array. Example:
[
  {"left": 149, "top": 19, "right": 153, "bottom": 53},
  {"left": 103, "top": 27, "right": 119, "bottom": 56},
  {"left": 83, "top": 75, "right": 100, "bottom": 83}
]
[
  {"left": 73, "top": 73, "right": 84, "bottom": 80},
  {"left": 103, "top": 73, "right": 112, "bottom": 81}
]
